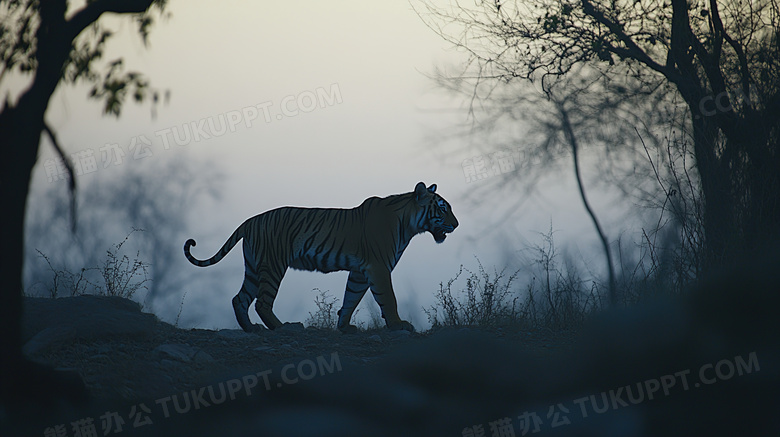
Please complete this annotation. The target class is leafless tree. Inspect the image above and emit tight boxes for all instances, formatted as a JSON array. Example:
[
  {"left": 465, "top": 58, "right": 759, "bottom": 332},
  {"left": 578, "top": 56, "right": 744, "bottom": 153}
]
[
  {"left": 25, "top": 156, "right": 222, "bottom": 304},
  {"left": 418, "top": 0, "right": 780, "bottom": 276}
]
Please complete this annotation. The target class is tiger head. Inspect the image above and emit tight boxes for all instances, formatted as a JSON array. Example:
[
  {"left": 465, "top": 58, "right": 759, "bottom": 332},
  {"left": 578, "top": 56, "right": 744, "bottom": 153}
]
[{"left": 415, "top": 182, "right": 458, "bottom": 243}]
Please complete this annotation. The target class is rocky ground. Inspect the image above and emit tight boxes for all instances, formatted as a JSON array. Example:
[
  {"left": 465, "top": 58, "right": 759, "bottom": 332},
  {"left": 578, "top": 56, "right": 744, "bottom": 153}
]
[
  {"left": 4, "top": 254, "right": 779, "bottom": 436},
  {"left": 8, "top": 295, "right": 577, "bottom": 436}
]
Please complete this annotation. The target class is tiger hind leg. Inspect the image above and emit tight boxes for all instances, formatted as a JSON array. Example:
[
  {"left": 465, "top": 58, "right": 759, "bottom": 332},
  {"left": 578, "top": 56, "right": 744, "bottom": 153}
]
[
  {"left": 253, "top": 262, "right": 286, "bottom": 330},
  {"left": 254, "top": 293, "right": 283, "bottom": 330},
  {"left": 233, "top": 251, "right": 267, "bottom": 332},
  {"left": 232, "top": 283, "right": 263, "bottom": 332},
  {"left": 337, "top": 271, "right": 370, "bottom": 334}
]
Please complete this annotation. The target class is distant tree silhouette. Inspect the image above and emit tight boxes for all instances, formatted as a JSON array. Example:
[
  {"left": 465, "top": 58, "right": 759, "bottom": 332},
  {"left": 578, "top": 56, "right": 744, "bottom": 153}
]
[
  {"left": 420, "top": 0, "right": 780, "bottom": 276},
  {"left": 25, "top": 157, "right": 221, "bottom": 304},
  {"left": 0, "top": 0, "right": 167, "bottom": 406}
]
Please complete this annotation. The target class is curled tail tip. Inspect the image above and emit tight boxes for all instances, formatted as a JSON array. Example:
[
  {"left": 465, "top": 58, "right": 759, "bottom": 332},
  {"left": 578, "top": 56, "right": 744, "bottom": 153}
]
[{"left": 184, "top": 239, "right": 197, "bottom": 252}]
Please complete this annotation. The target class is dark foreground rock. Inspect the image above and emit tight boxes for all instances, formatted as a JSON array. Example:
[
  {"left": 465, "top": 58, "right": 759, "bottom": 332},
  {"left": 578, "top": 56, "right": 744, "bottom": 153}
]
[
  {"left": 21, "top": 295, "right": 158, "bottom": 356},
  {"left": 2, "top": 253, "right": 778, "bottom": 436}
]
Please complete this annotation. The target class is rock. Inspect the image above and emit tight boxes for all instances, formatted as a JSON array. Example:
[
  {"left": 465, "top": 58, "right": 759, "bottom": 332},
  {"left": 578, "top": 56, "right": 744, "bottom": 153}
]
[
  {"left": 216, "top": 329, "right": 254, "bottom": 339},
  {"left": 94, "top": 344, "right": 113, "bottom": 354},
  {"left": 154, "top": 344, "right": 193, "bottom": 362},
  {"left": 280, "top": 343, "right": 299, "bottom": 352},
  {"left": 278, "top": 322, "right": 305, "bottom": 332},
  {"left": 22, "top": 326, "right": 77, "bottom": 356},
  {"left": 154, "top": 344, "right": 213, "bottom": 363},
  {"left": 388, "top": 330, "right": 411, "bottom": 339},
  {"left": 21, "top": 295, "right": 158, "bottom": 355},
  {"left": 193, "top": 350, "right": 215, "bottom": 363}
]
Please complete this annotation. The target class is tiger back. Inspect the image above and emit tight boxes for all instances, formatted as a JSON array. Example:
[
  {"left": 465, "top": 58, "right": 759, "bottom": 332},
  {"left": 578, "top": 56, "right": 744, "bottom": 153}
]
[{"left": 184, "top": 182, "right": 458, "bottom": 333}]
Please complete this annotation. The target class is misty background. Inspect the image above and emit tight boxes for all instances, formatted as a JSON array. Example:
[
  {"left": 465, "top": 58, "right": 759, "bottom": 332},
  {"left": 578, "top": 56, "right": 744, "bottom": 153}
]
[{"left": 18, "top": 0, "right": 647, "bottom": 330}]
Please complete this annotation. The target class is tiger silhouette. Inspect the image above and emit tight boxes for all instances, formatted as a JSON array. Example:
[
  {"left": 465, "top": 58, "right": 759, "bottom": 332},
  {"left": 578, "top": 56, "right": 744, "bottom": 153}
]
[{"left": 184, "top": 182, "right": 458, "bottom": 333}]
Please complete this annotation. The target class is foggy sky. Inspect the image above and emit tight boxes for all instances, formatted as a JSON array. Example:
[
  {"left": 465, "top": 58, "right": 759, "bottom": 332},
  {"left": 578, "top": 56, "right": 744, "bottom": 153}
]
[{"left": 19, "top": 0, "right": 637, "bottom": 329}]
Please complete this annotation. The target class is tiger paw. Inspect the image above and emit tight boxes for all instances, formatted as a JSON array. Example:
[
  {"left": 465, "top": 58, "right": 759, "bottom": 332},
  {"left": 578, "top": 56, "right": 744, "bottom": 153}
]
[
  {"left": 244, "top": 323, "right": 267, "bottom": 333},
  {"left": 338, "top": 324, "right": 359, "bottom": 334},
  {"left": 386, "top": 320, "right": 415, "bottom": 333}
]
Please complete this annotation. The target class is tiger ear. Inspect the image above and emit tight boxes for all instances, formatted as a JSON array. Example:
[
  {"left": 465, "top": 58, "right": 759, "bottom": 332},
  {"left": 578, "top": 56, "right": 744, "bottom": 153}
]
[
  {"left": 415, "top": 182, "right": 429, "bottom": 202},
  {"left": 427, "top": 184, "right": 437, "bottom": 194}
]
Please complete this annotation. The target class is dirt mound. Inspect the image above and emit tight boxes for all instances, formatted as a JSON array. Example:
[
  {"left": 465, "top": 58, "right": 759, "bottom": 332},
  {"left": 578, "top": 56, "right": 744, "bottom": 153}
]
[{"left": 21, "top": 296, "right": 159, "bottom": 355}]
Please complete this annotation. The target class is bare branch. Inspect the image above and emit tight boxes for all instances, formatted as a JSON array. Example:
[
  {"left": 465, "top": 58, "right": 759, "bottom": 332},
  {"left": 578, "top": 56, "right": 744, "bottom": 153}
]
[
  {"left": 65, "top": 0, "right": 158, "bottom": 41},
  {"left": 709, "top": 0, "right": 752, "bottom": 104},
  {"left": 42, "top": 120, "right": 77, "bottom": 232},
  {"left": 580, "top": 0, "right": 672, "bottom": 78}
]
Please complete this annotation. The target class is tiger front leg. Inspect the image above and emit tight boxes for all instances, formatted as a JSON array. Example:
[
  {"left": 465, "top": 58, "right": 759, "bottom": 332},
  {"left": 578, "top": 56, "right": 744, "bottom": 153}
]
[{"left": 366, "top": 266, "right": 415, "bottom": 333}]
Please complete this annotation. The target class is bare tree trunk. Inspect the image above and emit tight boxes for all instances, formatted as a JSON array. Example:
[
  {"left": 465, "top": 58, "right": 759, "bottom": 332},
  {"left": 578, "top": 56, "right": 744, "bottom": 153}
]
[
  {"left": 687, "top": 105, "right": 733, "bottom": 273},
  {"left": 687, "top": 97, "right": 780, "bottom": 275},
  {"left": 0, "top": 105, "right": 41, "bottom": 381},
  {"left": 557, "top": 102, "right": 617, "bottom": 306},
  {"left": 0, "top": 96, "right": 58, "bottom": 402},
  {"left": 0, "top": 3, "right": 76, "bottom": 401}
]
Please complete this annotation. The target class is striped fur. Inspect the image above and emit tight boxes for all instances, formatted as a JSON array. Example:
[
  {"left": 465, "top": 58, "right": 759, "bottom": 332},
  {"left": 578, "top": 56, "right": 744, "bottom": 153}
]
[{"left": 184, "top": 182, "right": 458, "bottom": 333}]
